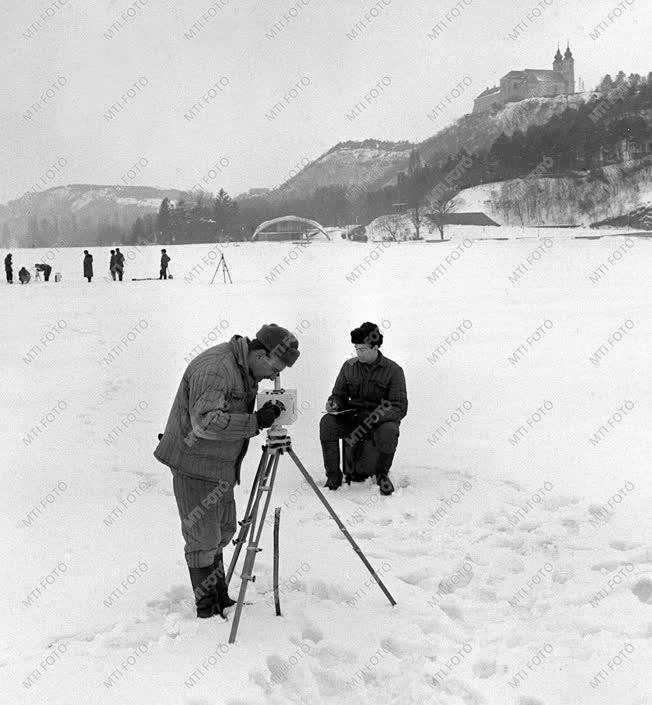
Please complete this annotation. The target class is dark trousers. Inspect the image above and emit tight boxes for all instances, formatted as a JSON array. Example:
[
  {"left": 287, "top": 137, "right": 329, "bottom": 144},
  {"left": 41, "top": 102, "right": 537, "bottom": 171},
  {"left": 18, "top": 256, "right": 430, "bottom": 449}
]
[
  {"left": 159, "top": 267, "right": 168, "bottom": 280},
  {"left": 117, "top": 269, "right": 123, "bottom": 281},
  {"left": 319, "top": 413, "right": 399, "bottom": 479},
  {"left": 5, "top": 270, "right": 12, "bottom": 283},
  {"left": 43, "top": 271, "right": 50, "bottom": 281},
  {"left": 85, "top": 275, "right": 92, "bottom": 282}
]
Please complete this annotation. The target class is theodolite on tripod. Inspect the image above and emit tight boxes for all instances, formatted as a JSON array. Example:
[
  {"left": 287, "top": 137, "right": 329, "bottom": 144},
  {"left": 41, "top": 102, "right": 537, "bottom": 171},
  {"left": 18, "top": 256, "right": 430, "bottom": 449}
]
[{"left": 226, "top": 375, "right": 396, "bottom": 644}]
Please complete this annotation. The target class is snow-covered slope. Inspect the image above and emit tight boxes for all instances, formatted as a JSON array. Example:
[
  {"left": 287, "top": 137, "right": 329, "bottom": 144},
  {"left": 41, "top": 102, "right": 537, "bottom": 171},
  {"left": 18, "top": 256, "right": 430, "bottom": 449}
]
[
  {"left": 455, "top": 156, "right": 652, "bottom": 227},
  {"left": 2, "top": 238, "right": 651, "bottom": 705}
]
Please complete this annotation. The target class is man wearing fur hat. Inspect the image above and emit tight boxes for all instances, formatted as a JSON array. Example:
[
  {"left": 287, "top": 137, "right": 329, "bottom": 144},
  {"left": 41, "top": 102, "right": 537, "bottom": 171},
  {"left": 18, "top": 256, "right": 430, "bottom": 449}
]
[
  {"left": 154, "top": 324, "right": 300, "bottom": 619},
  {"left": 320, "top": 321, "right": 407, "bottom": 495}
]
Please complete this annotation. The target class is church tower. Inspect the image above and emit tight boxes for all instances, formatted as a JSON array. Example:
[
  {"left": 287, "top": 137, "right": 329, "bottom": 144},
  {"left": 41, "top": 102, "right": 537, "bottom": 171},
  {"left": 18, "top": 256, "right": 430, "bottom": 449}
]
[
  {"left": 553, "top": 46, "right": 563, "bottom": 73},
  {"left": 562, "top": 44, "right": 575, "bottom": 93}
]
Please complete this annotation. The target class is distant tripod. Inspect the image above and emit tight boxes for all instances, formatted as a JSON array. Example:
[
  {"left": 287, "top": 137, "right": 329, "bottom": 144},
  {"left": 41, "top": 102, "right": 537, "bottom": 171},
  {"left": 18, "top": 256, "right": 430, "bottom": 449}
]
[
  {"left": 210, "top": 253, "right": 232, "bottom": 284},
  {"left": 226, "top": 423, "right": 396, "bottom": 644}
]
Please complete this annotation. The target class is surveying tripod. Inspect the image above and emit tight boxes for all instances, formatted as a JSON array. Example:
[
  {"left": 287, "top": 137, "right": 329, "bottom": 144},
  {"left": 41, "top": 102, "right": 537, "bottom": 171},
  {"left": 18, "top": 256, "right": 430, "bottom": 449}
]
[
  {"left": 210, "top": 252, "right": 232, "bottom": 284},
  {"left": 225, "top": 423, "right": 396, "bottom": 644}
]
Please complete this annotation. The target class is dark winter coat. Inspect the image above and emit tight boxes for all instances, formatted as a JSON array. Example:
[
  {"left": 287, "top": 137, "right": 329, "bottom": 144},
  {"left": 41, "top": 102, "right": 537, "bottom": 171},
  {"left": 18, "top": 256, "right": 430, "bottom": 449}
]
[
  {"left": 154, "top": 335, "right": 260, "bottom": 486},
  {"left": 328, "top": 351, "right": 408, "bottom": 424},
  {"left": 4, "top": 255, "right": 11, "bottom": 272},
  {"left": 114, "top": 251, "right": 125, "bottom": 271},
  {"left": 83, "top": 254, "right": 93, "bottom": 277},
  {"left": 109, "top": 253, "right": 117, "bottom": 269},
  {"left": 160, "top": 253, "right": 170, "bottom": 268},
  {"left": 35, "top": 263, "right": 52, "bottom": 275}
]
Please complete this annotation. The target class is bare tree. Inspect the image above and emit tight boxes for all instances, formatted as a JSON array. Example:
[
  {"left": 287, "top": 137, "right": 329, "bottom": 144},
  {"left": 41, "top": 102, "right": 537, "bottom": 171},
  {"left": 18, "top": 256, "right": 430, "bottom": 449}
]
[
  {"left": 378, "top": 218, "right": 400, "bottom": 241},
  {"left": 429, "top": 190, "right": 459, "bottom": 240},
  {"left": 409, "top": 201, "right": 423, "bottom": 240}
]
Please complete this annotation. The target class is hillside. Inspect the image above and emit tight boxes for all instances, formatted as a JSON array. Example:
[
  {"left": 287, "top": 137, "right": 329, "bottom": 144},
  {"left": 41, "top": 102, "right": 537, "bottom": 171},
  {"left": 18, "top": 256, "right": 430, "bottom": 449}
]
[
  {"left": 455, "top": 156, "right": 652, "bottom": 227},
  {"left": 1, "top": 184, "right": 185, "bottom": 246},
  {"left": 269, "top": 140, "right": 415, "bottom": 200},
  {"left": 273, "top": 94, "right": 594, "bottom": 199}
]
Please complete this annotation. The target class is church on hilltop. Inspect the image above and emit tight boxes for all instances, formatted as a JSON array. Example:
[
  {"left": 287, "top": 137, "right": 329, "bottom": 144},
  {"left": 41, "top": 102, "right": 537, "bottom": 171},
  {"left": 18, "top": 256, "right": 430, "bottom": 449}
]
[{"left": 473, "top": 45, "right": 575, "bottom": 113}]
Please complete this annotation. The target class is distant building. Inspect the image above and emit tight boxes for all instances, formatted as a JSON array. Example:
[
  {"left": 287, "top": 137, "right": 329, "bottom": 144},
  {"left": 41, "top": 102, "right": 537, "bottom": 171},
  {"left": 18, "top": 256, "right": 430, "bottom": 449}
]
[
  {"left": 473, "top": 45, "right": 575, "bottom": 114},
  {"left": 424, "top": 212, "right": 500, "bottom": 227}
]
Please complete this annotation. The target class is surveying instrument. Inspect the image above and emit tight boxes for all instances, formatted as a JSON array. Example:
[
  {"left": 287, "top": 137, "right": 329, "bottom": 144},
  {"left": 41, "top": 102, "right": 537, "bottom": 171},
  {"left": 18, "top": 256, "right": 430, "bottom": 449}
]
[
  {"left": 210, "top": 252, "right": 232, "bottom": 284},
  {"left": 225, "top": 375, "right": 396, "bottom": 644}
]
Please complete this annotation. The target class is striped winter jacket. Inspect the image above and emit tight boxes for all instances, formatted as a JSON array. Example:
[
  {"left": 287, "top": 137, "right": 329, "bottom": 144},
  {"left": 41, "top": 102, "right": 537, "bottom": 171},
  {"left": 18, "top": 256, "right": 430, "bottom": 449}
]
[
  {"left": 154, "top": 335, "right": 260, "bottom": 485},
  {"left": 328, "top": 351, "right": 408, "bottom": 424}
]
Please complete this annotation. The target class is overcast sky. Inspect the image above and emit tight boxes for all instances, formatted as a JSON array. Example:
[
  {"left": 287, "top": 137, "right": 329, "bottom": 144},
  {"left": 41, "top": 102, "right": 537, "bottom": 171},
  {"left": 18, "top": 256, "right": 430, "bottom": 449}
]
[{"left": 0, "top": 0, "right": 649, "bottom": 203}]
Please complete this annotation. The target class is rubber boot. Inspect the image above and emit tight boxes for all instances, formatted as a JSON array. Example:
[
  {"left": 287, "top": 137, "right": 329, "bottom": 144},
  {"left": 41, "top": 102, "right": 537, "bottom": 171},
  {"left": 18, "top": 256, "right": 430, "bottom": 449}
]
[
  {"left": 321, "top": 440, "right": 343, "bottom": 490},
  {"left": 374, "top": 452, "right": 395, "bottom": 496},
  {"left": 212, "top": 552, "right": 236, "bottom": 610},
  {"left": 188, "top": 566, "right": 221, "bottom": 618}
]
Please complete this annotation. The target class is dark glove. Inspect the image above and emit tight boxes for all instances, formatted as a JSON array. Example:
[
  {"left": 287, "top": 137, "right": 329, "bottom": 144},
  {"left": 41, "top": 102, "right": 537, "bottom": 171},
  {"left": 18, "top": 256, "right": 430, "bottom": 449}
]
[{"left": 255, "top": 401, "right": 282, "bottom": 429}]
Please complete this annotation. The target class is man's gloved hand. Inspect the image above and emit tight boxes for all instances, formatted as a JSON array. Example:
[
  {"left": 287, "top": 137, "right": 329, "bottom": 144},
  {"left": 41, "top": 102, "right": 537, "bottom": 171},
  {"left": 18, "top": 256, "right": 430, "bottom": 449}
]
[
  {"left": 325, "top": 399, "right": 340, "bottom": 412},
  {"left": 255, "top": 401, "right": 282, "bottom": 429}
]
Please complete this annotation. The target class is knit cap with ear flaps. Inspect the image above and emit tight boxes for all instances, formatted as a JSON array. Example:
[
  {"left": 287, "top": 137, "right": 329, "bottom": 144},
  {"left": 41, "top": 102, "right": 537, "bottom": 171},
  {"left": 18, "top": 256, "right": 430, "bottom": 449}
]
[
  {"left": 255, "top": 323, "right": 300, "bottom": 367},
  {"left": 350, "top": 322, "right": 383, "bottom": 347}
]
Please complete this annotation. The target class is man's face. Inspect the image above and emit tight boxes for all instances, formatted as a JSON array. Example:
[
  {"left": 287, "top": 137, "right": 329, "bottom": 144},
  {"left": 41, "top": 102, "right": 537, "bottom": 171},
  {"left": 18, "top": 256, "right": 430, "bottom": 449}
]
[
  {"left": 354, "top": 343, "right": 379, "bottom": 364},
  {"left": 250, "top": 350, "right": 287, "bottom": 382}
]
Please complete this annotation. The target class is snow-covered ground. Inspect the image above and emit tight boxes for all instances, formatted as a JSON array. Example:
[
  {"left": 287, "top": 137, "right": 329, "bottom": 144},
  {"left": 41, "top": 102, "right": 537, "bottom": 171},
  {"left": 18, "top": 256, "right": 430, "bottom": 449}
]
[{"left": 2, "top": 236, "right": 651, "bottom": 705}]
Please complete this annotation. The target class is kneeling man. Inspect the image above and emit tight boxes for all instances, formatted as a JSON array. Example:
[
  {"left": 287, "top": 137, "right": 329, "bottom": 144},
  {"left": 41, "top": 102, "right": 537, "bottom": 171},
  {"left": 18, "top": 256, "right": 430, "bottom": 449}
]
[
  {"left": 154, "top": 324, "right": 300, "bottom": 618},
  {"left": 320, "top": 322, "right": 407, "bottom": 495}
]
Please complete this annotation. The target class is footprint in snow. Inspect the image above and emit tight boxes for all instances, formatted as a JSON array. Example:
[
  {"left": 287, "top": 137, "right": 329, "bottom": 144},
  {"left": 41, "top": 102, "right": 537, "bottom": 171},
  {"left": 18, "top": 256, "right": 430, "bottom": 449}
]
[
  {"left": 472, "top": 659, "right": 496, "bottom": 678},
  {"left": 631, "top": 578, "right": 652, "bottom": 604},
  {"left": 300, "top": 620, "right": 324, "bottom": 644},
  {"left": 610, "top": 539, "right": 643, "bottom": 551}
]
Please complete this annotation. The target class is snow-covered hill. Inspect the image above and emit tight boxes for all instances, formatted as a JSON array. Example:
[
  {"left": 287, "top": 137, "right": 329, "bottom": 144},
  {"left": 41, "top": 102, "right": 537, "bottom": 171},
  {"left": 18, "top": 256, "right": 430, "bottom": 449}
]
[
  {"left": 455, "top": 156, "right": 652, "bottom": 227},
  {"left": 1, "top": 184, "right": 185, "bottom": 243},
  {"left": 273, "top": 93, "right": 602, "bottom": 200},
  {"left": 2, "top": 238, "right": 651, "bottom": 705}
]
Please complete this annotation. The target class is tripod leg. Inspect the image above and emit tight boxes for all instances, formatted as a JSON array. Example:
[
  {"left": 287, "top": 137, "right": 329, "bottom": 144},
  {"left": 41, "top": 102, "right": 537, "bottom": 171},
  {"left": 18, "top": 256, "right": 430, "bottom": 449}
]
[
  {"left": 273, "top": 507, "right": 281, "bottom": 616},
  {"left": 227, "top": 449, "right": 267, "bottom": 584},
  {"left": 287, "top": 449, "right": 396, "bottom": 607},
  {"left": 228, "top": 452, "right": 281, "bottom": 644}
]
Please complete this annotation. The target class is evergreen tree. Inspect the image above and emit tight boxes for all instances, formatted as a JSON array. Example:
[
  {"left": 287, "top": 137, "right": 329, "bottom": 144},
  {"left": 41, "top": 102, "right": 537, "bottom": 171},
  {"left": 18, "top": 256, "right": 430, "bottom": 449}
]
[
  {"left": 157, "top": 197, "right": 171, "bottom": 243},
  {"left": 614, "top": 70, "right": 627, "bottom": 87}
]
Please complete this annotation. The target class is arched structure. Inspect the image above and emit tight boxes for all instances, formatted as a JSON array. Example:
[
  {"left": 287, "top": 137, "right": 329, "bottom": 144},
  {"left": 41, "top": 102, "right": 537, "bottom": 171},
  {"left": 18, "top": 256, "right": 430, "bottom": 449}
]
[{"left": 251, "top": 215, "right": 331, "bottom": 241}]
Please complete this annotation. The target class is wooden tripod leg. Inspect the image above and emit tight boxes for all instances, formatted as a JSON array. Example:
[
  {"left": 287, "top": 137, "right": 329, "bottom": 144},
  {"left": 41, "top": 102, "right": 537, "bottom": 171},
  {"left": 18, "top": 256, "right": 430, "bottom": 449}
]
[
  {"left": 228, "top": 451, "right": 281, "bottom": 644},
  {"left": 227, "top": 448, "right": 267, "bottom": 584},
  {"left": 287, "top": 448, "right": 396, "bottom": 607}
]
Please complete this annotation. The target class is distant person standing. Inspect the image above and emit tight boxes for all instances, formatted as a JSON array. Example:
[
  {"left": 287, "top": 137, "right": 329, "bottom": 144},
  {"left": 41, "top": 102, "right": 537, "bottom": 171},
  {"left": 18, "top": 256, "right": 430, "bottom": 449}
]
[
  {"left": 18, "top": 266, "right": 31, "bottom": 284},
  {"left": 159, "top": 249, "right": 170, "bottom": 280},
  {"left": 35, "top": 263, "right": 52, "bottom": 281},
  {"left": 4, "top": 253, "right": 12, "bottom": 284},
  {"left": 109, "top": 249, "right": 117, "bottom": 281},
  {"left": 114, "top": 247, "right": 125, "bottom": 281},
  {"left": 83, "top": 250, "right": 93, "bottom": 282}
]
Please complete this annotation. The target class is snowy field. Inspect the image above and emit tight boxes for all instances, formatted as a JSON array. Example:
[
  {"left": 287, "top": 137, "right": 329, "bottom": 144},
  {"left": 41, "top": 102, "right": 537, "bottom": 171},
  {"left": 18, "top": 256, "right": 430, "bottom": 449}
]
[{"left": 2, "top": 233, "right": 651, "bottom": 705}]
